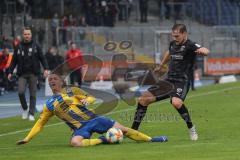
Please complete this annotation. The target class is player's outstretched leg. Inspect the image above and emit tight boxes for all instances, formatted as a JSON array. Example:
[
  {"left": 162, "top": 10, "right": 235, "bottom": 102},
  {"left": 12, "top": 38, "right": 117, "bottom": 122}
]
[
  {"left": 131, "top": 91, "right": 156, "bottom": 130},
  {"left": 71, "top": 136, "right": 103, "bottom": 147},
  {"left": 114, "top": 122, "right": 168, "bottom": 142}
]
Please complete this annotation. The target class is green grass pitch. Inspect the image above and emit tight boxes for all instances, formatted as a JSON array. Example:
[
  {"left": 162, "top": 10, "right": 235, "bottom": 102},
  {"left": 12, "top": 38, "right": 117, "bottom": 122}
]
[{"left": 0, "top": 82, "right": 240, "bottom": 160}]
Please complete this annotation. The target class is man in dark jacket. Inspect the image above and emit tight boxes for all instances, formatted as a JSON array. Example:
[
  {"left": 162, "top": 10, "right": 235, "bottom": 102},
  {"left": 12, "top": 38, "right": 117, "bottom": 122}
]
[
  {"left": 8, "top": 27, "right": 49, "bottom": 121},
  {"left": 139, "top": 0, "right": 149, "bottom": 22}
]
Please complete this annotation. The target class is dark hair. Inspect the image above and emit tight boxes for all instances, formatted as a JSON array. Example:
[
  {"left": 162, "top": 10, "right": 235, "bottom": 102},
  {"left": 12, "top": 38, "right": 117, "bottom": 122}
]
[
  {"left": 172, "top": 24, "right": 187, "bottom": 33},
  {"left": 22, "top": 26, "right": 32, "bottom": 33}
]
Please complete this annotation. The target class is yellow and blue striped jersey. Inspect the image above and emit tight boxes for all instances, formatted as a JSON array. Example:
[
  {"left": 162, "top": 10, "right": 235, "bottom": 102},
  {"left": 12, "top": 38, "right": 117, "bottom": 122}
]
[
  {"left": 45, "top": 93, "right": 96, "bottom": 129},
  {"left": 24, "top": 87, "right": 96, "bottom": 141}
]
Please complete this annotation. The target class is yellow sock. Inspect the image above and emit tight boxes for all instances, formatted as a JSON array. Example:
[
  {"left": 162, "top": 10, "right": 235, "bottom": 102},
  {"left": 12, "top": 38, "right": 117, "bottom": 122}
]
[
  {"left": 81, "top": 139, "right": 102, "bottom": 146},
  {"left": 125, "top": 128, "right": 151, "bottom": 142}
]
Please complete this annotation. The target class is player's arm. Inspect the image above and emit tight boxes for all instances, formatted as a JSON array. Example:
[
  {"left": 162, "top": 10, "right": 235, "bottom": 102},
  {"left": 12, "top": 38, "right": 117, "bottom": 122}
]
[
  {"left": 36, "top": 44, "right": 49, "bottom": 78},
  {"left": 154, "top": 51, "right": 170, "bottom": 73},
  {"left": 68, "top": 87, "right": 96, "bottom": 105},
  {"left": 7, "top": 47, "right": 18, "bottom": 80},
  {"left": 195, "top": 47, "right": 209, "bottom": 56},
  {"left": 16, "top": 106, "right": 53, "bottom": 145}
]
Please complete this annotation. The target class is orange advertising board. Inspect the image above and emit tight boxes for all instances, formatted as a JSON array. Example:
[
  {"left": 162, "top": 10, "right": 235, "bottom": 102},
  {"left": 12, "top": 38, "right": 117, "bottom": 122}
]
[{"left": 204, "top": 57, "right": 240, "bottom": 75}]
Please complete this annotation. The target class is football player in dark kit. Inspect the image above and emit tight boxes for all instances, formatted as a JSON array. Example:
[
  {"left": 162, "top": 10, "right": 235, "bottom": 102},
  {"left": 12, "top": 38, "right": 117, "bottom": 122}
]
[{"left": 131, "top": 24, "right": 209, "bottom": 140}]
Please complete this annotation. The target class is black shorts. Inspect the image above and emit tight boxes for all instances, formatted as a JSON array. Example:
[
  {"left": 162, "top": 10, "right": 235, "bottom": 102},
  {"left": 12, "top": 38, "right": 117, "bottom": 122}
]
[{"left": 148, "top": 79, "right": 190, "bottom": 101}]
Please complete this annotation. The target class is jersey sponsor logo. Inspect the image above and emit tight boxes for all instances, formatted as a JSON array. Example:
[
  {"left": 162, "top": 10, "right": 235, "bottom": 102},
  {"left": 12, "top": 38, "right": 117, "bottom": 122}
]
[{"left": 171, "top": 55, "right": 183, "bottom": 60}]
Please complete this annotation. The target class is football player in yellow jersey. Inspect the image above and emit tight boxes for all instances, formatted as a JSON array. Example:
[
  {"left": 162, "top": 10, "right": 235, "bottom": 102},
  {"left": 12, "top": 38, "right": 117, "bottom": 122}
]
[{"left": 17, "top": 73, "right": 168, "bottom": 147}]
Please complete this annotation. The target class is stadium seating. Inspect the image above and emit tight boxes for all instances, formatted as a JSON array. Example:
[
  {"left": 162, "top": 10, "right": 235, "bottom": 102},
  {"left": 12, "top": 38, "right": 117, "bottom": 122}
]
[{"left": 191, "top": 0, "right": 240, "bottom": 25}]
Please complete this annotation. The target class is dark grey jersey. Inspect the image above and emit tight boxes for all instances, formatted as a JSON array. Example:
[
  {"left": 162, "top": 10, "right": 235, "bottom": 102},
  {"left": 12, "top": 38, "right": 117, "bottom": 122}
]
[{"left": 167, "top": 39, "right": 201, "bottom": 82}]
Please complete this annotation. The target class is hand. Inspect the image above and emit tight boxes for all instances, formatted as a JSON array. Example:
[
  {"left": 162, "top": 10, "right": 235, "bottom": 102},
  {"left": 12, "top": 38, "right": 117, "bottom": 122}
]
[
  {"left": 195, "top": 47, "right": 209, "bottom": 56},
  {"left": 43, "top": 70, "right": 49, "bottom": 78},
  {"left": 80, "top": 99, "right": 89, "bottom": 106},
  {"left": 16, "top": 139, "right": 28, "bottom": 145},
  {"left": 153, "top": 64, "right": 163, "bottom": 73},
  {"left": 7, "top": 74, "right": 12, "bottom": 81}
]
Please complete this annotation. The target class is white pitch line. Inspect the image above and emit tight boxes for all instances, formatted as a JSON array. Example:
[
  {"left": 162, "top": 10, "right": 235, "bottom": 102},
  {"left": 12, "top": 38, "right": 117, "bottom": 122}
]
[
  {"left": 0, "top": 85, "right": 239, "bottom": 137},
  {"left": 0, "top": 103, "right": 21, "bottom": 107},
  {"left": 0, "top": 122, "right": 63, "bottom": 137}
]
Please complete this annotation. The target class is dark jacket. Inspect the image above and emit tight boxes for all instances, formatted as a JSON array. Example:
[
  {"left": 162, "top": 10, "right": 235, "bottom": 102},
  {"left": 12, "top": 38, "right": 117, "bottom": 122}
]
[
  {"left": 8, "top": 40, "right": 48, "bottom": 76},
  {"left": 45, "top": 52, "right": 64, "bottom": 71}
]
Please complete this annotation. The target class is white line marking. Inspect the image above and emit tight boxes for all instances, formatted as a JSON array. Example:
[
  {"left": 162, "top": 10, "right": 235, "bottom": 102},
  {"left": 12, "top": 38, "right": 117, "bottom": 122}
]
[
  {"left": 0, "top": 85, "right": 239, "bottom": 137},
  {"left": 0, "top": 122, "right": 63, "bottom": 137}
]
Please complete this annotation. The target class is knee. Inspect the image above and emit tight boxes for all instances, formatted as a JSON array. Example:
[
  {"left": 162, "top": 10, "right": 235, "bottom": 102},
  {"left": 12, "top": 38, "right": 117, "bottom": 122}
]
[
  {"left": 138, "top": 97, "right": 150, "bottom": 106},
  {"left": 171, "top": 98, "right": 183, "bottom": 109},
  {"left": 137, "top": 92, "right": 155, "bottom": 106},
  {"left": 70, "top": 139, "right": 82, "bottom": 147},
  {"left": 18, "top": 92, "right": 25, "bottom": 96},
  {"left": 30, "top": 96, "right": 36, "bottom": 100}
]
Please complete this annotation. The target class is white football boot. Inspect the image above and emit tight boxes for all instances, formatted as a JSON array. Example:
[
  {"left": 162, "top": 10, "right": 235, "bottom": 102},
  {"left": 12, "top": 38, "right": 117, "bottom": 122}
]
[
  {"left": 189, "top": 125, "right": 198, "bottom": 141},
  {"left": 22, "top": 110, "right": 28, "bottom": 119}
]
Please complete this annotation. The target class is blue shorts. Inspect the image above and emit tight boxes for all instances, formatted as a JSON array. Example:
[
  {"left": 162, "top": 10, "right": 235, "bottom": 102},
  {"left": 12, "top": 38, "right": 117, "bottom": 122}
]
[{"left": 73, "top": 116, "right": 115, "bottom": 139}]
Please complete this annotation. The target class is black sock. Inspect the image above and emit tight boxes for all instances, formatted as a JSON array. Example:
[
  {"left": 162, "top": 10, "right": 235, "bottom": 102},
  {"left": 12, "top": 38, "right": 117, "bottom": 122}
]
[
  {"left": 177, "top": 104, "right": 193, "bottom": 129},
  {"left": 131, "top": 103, "right": 147, "bottom": 130}
]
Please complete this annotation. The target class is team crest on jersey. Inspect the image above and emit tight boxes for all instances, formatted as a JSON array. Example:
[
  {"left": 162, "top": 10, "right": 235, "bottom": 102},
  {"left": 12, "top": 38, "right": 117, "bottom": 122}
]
[{"left": 180, "top": 45, "right": 185, "bottom": 51}]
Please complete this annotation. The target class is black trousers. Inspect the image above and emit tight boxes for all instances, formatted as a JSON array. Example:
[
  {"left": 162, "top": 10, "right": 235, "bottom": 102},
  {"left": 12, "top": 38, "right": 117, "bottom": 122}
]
[
  {"left": 18, "top": 74, "right": 37, "bottom": 115},
  {"left": 70, "top": 69, "right": 82, "bottom": 87}
]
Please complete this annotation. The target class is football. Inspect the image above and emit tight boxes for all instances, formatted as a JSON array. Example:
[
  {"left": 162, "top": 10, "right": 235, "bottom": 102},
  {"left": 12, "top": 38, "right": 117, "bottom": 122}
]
[{"left": 105, "top": 128, "right": 123, "bottom": 143}]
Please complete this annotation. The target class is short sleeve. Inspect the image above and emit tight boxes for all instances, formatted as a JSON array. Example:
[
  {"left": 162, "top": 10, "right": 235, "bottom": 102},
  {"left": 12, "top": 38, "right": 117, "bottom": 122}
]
[{"left": 189, "top": 41, "right": 202, "bottom": 52}]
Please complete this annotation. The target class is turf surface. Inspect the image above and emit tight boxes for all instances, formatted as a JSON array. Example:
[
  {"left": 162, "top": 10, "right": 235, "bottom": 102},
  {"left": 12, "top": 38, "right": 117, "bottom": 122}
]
[{"left": 0, "top": 82, "right": 240, "bottom": 160}]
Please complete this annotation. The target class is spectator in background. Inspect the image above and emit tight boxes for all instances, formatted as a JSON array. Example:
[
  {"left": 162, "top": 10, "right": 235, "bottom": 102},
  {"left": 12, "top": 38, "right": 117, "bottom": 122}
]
[
  {"left": 162, "top": 0, "right": 171, "bottom": 19},
  {"left": 7, "top": 27, "right": 49, "bottom": 121},
  {"left": 0, "top": 47, "right": 12, "bottom": 93},
  {"left": 66, "top": 42, "right": 84, "bottom": 87},
  {"left": 128, "top": 0, "right": 133, "bottom": 18},
  {"left": 139, "top": 0, "right": 149, "bottom": 23},
  {"left": 106, "top": 0, "right": 118, "bottom": 27},
  {"left": 51, "top": 13, "right": 59, "bottom": 46},
  {"left": 189, "top": 65, "right": 197, "bottom": 91},
  {"left": 61, "top": 15, "right": 69, "bottom": 45},
  {"left": 78, "top": 14, "right": 87, "bottom": 27},
  {"left": 36, "top": 26, "right": 45, "bottom": 47},
  {"left": 173, "top": 0, "right": 183, "bottom": 20},
  {"left": 45, "top": 46, "right": 64, "bottom": 71},
  {"left": 12, "top": 36, "right": 21, "bottom": 49},
  {"left": 118, "top": 0, "right": 130, "bottom": 21},
  {"left": 0, "top": 36, "right": 12, "bottom": 49},
  {"left": 69, "top": 14, "right": 77, "bottom": 26}
]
